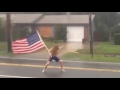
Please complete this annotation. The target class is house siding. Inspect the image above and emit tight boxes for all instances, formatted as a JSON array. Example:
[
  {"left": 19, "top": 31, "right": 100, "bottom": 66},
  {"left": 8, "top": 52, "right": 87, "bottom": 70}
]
[
  {"left": 38, "top": 26, "right": 53, "bottom": 37},
  {"left": 84, "top": 25, "right": 89, "bottom": 41},
  {"left": 51, "top": 26, "right": 55, "bottom": 38},
  {"left": 38, "top": 25, "right": 90, "bottom": 42}
]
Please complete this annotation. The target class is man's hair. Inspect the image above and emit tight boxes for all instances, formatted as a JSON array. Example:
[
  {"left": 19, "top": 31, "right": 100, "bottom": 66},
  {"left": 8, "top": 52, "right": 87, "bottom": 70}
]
[
  {"left": 51, "top": 45, "right": 59, "bottom": 55},
  {"left": 53, "top": 45, "right": 59, "bottom": 50}
]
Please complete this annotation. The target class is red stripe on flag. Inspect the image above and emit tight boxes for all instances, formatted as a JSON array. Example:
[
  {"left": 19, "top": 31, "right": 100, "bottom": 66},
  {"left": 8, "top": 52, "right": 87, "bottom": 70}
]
[
  {"left": 12, "top": 37, "right": 45, "bottom": 54},
  {"left": 13, "top": 45, "right": 45, "bottom": 54},
  {"left": 13, "top": 42, "right": 43, "bottom": 50},
  {"left": 13, "top": 42, "right": 44, "bottom": 52}
]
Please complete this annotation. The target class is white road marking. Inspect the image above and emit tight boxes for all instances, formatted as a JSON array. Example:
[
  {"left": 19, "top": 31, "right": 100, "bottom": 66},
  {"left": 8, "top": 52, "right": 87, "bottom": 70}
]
[{"left": 0, "top": 75, "right": 36, "bottom": 78}]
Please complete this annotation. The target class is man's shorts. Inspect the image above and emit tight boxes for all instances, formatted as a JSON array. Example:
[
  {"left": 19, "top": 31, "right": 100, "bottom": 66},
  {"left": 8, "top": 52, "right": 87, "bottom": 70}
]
[{"left": 49, "top": 56, "right": 60, "bottom": 62}]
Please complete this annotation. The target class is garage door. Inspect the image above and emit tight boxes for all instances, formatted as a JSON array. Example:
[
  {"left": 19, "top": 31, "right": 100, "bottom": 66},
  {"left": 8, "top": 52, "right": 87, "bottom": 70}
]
[{"left": 67, "top": 26, "right": 84, "bottom": 42}]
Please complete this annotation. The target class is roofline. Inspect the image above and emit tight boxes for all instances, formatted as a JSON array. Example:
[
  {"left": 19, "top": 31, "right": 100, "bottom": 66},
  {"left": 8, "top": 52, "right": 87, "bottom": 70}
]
[{"left": 12, "top": 23, "right": 90, "bottom": 26}]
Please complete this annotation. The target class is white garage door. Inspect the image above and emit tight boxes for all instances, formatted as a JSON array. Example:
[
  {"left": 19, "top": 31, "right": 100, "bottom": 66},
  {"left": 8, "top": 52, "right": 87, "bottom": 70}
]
[{"left": 67, "top": 26, "right": 84, "bottom": 42}]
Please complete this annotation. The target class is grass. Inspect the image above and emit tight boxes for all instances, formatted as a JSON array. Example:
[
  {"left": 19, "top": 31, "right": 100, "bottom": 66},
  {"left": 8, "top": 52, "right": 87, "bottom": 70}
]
[
  {"left": 0, "top": 42, "right": 7, "bottom": 51},
  {"left": 0, "top": 42, "right": 10, "bottom": 56},
  {"left": 61, "top": 42, "right": 120, "bottom": 63},
  {"left": 1, "top": 41, "right": 120, "bottom": 63},
  {"left": 77, "top": 42, "right": 120, "bottom": 54},
  {"left": 61, "top": 52, "right": 120, "bottom": 63}
]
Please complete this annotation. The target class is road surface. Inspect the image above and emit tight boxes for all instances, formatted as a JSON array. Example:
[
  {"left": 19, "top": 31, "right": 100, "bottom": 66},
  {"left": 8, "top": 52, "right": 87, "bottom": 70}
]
[{"left": 0, "top": 60, "right": 120, "bottom": 78}]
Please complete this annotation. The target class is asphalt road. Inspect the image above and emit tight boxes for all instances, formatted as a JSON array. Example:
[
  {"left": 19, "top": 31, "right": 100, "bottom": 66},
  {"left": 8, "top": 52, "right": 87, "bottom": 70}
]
[{"left": 0, "top": 61, "right": 120, "bottom": 78}]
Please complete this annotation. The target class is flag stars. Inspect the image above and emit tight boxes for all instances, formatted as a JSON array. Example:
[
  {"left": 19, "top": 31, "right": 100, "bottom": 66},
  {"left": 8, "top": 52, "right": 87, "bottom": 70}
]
[{"left": 27, "top": 33, "right": 40, "bottom": 46}]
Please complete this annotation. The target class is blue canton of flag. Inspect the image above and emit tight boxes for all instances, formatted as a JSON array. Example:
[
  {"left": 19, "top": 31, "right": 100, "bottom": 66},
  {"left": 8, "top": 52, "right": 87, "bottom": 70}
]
[{"left": 27, "top": 32, "right": 40, "bottom": 46}]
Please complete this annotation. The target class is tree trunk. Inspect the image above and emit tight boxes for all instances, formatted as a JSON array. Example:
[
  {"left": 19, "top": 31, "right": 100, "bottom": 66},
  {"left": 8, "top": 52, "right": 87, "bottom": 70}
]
[{"left": 109, "top": 32, "right": 112, "bottom": 41}]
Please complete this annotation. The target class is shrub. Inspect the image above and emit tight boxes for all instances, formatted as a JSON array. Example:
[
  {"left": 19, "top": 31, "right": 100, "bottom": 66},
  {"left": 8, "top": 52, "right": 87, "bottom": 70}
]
[
  {"left": 54, "top": 26, "right": 67, "bottom": 41},
  {"left": 0, "top": 18, "right": 6, "bottom": 41},
  {"left": 114, "top": 33, "right": 120, "bottom": 45},
  {"left": 41, "top": 37, "right": 54, "bottom": 42},
  {"left": 12, "top": 27, "right": 30, "bottom": 41}
]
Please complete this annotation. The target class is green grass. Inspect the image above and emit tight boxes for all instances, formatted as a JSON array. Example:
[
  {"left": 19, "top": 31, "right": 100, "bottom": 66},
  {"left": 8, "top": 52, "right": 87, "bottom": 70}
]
[
  {"left": 61, "top": 52, "right": 120, "bottom": 63},
  {"left": 77, "top": 42, "right": 120, "bottom": 54},
  {"left": 61, "top": 42, "right": 120, "bottom": 63},
  {"left": 0, "top": 42, "right": 7, "bottom": 51},
  {"left": 0, "top": 42, "right": 12, "bottom": 56}
]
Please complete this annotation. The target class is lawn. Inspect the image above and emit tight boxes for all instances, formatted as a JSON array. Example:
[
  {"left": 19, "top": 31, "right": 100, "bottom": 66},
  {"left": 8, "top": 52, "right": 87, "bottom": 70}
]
[
  {"left": 61, "top": 42, "right": 120, "bottom": 63},
  {"left": 61, "top": 53, "right": 120, "bottom": 63},
  {"left": 0, "top": 41, "right": 60, "bottom": 56},
  {"left": 77, "top": 42, "right": 120, "bottom": 54},
  {"left": 1, "top": 41, "right": 120, "bottom": 63}
]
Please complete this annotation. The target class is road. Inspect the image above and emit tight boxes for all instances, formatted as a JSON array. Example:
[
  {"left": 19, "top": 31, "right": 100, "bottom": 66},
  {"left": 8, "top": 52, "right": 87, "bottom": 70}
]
[{"left": 0, "top": 60, "right": 120, "bottom": 78}]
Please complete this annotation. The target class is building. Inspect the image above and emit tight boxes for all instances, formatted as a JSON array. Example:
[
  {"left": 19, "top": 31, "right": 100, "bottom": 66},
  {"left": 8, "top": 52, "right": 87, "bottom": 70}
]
[{"left": 0, "top": 14, "right": 95, "bottom": 43}]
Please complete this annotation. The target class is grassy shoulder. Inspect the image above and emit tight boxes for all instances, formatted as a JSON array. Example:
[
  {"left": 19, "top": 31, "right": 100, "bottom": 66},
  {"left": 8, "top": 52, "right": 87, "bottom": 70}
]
[
  {"left": 77, "top": 42, "right": 120, "bottom": 54},
  {"left": 61, "top": 52, "right": 120, "bottom": 63},
  {"left": 61, "top": 42, "right": 120, "bottom": 63}
]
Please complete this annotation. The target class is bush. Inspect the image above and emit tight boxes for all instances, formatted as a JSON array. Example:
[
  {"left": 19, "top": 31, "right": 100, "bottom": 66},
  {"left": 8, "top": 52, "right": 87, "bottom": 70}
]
[
  {"left": 54, "top": 26, "right": 67, "bottom": 41},
  {"left": 114, "top": 33, "right": 120, "bottom": 45},
  {"left": 41, "top": 37, "right": 54, "bottom": 42},
  {"left": 12, "top": 27, "right": 30, "bottom": 41},
  {"left": 0, "top": 18, "right": 6, "bottom": 41},
  {"left": 19, "top": 28, "right": 30, "bottom": 38}
]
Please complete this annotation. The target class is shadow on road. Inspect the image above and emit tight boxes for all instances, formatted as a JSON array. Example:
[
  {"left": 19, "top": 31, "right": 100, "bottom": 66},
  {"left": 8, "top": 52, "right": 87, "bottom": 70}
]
[{"left": 43, "top": 71, "right": 64, "bottom": 78}]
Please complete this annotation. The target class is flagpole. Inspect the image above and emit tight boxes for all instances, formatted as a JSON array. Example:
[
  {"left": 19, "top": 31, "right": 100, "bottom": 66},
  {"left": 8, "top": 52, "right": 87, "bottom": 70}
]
[{"left": 36, "top": 30, "right": 52, "bottom": 57}]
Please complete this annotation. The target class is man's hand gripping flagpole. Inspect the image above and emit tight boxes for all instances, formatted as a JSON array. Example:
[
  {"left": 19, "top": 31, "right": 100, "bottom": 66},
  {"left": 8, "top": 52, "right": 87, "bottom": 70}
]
[{"left": 36, "top": 30, "right": 52, "bottom": 57}]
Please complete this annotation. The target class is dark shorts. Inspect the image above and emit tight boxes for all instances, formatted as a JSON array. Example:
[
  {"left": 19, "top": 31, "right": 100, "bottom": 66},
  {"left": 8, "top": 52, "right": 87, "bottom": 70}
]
[{"left": 49, "top": 56, "right": 60, "bottom": 62}]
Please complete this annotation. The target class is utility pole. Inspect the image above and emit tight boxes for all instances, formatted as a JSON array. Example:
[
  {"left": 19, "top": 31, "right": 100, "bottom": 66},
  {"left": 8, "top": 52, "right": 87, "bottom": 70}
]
[
  {"left": 89, "top": 12, "right": 94, "bottom": 58},
  {"left": 6, "top": 12, "right": 12, "bottom": 52}
]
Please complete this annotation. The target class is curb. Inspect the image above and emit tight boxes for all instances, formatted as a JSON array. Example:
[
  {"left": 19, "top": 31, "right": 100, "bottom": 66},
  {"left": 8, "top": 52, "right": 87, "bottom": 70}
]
[
  {"left": 1, "top": 56, "right": 120, "bottom": 65},
  {"left": 0, "top": 56, "right": 47, "bottom": 64}
]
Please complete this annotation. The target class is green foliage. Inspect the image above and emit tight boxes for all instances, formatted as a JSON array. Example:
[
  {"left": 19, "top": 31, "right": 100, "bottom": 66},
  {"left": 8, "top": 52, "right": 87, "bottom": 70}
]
[
  {"left": 12, "top": 29, "right": 19, "bottom": 41},
  {"left": 94, "top": 12, "right": 120, "bottom": 31},
  {"left": 54, "top": 26, "right": 67, "bottom": 41},
  {"left": 93, "top": 12, "right": 120, "bottom": 41},
  {"left": 19, "top": 28, "right": 30, "bottom": 38},
  {"left": 12, "top": 27, "right": 30, "bottom": 41},
  {"left": 114, "top": 33, "right": 120, "bottom": 45},
  {"left": 41, "top": 36, "right": 54, "bottom": 42},
  {"left": 0, "top": 18, "right": 6, "bottom": 41},
  {"left": 112, "top": 26, "right": 120, "bottom": 33}
]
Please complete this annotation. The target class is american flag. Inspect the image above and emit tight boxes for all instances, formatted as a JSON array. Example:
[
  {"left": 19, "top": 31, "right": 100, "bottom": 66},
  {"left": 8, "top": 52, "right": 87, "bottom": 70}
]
[{"left": 12, "top": 31, "right": 45, "bottom": 54}]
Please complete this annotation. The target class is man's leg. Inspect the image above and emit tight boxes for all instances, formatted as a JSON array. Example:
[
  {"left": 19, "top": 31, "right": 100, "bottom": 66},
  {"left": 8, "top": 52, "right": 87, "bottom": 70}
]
[
  {"left": 58, "top": 60, "right": 65, "bottom": 72},
  {"left": 54, "top": 56, "right": 65, "bottom": 72},
  {"left": 42, "top": 57, "right": 52, "bottom": 72}
]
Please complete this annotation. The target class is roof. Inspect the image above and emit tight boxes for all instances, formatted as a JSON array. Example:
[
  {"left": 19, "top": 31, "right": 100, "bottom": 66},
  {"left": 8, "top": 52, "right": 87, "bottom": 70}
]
[
  {"left": 0, "top": 14, "right": 95, "bottom": 24},
  {"left": 37, "top": 15, "right": 95, "bottom": 24},
  {"left": 0, "top": 14, "right": 43, "bottom": 23}
]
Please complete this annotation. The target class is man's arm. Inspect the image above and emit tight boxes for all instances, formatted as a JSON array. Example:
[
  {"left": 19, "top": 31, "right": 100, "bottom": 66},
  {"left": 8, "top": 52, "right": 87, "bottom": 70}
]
[{"left": 49, "top": 47, "right": 53, "bottom": 52}]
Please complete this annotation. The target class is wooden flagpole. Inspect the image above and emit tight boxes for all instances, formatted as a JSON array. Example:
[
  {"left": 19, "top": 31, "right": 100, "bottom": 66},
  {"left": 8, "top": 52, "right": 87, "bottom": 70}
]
[{"left": 36, "top": 30, "right": 52, "bottom": 57}]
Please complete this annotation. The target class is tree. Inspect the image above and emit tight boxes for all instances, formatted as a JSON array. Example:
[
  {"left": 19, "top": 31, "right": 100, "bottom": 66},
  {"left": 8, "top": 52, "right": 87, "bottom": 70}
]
[
  {"left": 94, "top": 12, "right": 120, "bottom": 41},
  {"left": 0, "top": 18, "right": 6, "bottom": 41},
  {"left": 54, "top": 25, "right": 67, "bottom": 41}
]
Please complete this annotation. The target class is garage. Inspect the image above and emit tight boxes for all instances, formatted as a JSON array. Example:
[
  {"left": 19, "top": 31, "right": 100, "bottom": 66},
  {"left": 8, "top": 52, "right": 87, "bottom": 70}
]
[{"left": 67, "top": 26, "right": 84, "bottom": 42}]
